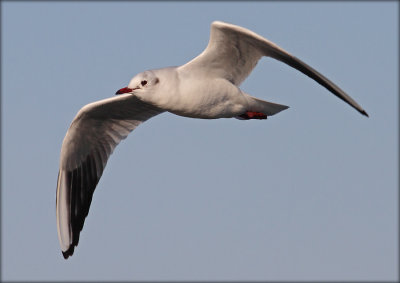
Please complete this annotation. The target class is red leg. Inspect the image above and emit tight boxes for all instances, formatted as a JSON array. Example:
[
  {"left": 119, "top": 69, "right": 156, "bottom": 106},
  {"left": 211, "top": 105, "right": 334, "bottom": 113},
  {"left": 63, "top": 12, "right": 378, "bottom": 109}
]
[{"left": 238, "top": 111, "right": 268, "bottom": 120}]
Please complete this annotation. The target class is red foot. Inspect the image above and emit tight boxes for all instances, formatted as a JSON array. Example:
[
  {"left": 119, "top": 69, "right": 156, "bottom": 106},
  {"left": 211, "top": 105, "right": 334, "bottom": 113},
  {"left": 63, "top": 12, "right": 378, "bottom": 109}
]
[{"left": 239, "top": 111, "right": 268, "bottom": 120}]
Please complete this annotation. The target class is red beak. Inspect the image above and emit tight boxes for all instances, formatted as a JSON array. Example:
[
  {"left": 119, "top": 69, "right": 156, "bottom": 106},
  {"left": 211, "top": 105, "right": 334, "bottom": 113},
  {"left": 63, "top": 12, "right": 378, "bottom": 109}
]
[{"left": 115, "top": 87, "right": 133, "bottom": 95}]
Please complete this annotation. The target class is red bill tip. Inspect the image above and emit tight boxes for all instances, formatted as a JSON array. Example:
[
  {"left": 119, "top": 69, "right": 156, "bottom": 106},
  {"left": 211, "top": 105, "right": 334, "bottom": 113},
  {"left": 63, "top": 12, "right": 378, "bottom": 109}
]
[{"left": 115, "top": 87, "right": 133, "bottom": 95}]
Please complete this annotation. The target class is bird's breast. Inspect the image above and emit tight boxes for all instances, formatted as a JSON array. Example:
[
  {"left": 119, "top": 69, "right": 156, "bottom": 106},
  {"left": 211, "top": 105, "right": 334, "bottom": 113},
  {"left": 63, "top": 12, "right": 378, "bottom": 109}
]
[{"left": 167, "top": 75, "right": 247, "bottom": 119}]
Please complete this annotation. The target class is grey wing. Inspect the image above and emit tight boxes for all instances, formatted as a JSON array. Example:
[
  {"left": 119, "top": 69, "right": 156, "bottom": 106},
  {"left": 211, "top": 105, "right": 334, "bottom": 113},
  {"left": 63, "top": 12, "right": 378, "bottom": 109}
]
[
  {"left": 182, "top": 21, "right": 368, "bottom": 117},
  {"left": 56, "top": 94, "right": 164, "bottom": 259}
]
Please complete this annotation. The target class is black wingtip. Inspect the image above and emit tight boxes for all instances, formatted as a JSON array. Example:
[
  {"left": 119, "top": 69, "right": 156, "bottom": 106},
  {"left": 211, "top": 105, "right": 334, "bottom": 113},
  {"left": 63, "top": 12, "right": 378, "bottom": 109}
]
[
  {"left": 360, "top": 109, "right": 369, "bottom": 117},
  {"left": 62, "top": 246, "right": 75, "bottom": 259}
]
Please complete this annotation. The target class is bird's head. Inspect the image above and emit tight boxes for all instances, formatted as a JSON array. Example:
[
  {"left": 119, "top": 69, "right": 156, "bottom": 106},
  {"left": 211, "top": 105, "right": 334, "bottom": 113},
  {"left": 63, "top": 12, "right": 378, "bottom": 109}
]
[{"left": 115, "top": 70, "right": 160, "bottom": 97}]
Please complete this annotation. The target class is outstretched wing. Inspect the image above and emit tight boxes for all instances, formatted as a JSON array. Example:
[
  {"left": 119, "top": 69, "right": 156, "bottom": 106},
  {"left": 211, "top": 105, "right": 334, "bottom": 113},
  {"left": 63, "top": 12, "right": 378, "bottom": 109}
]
[
  {"left": 182, "top": 21, "right": 368, "bottom": 116},
  {"left": 56, "top": 94, "right": 164, "bottom": 259}
]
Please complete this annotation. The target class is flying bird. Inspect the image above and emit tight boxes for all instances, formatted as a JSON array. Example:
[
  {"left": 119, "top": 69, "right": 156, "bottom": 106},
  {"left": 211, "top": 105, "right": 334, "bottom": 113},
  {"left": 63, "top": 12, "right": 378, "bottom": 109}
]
[{"left": 56, "top": 21, "right": 368, "bottom": 259}]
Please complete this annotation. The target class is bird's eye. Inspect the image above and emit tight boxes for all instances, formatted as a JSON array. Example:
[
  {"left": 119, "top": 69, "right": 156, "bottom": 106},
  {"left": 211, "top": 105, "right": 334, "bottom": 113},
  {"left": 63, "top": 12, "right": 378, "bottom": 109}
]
[{"left": 141, "top": 80, "right": 147, "bottom": 86}]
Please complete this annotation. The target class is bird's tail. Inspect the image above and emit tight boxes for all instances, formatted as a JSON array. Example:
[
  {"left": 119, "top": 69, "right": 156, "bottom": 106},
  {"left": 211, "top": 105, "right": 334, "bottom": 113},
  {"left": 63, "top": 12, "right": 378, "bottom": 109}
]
[{"left": 239, "top": 93, "right": 289, "bottom": 117}]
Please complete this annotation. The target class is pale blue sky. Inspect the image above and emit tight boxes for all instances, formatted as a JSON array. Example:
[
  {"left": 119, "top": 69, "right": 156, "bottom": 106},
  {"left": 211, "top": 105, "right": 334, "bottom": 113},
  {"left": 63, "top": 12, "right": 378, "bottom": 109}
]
[{"left": 2, "top": 1, "right": 398, "bottom": 281}]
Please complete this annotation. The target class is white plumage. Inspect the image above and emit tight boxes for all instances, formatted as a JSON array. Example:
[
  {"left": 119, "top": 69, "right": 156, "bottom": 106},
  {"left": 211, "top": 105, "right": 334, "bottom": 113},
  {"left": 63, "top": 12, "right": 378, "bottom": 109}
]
[{"left": 56, "top": 21, "right": 368, "bottom": 259}]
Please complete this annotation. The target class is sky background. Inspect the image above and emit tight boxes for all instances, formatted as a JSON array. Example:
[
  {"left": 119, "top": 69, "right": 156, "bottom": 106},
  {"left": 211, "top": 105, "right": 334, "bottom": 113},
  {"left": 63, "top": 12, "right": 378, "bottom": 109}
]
[{"left": 1, "top": 1, "right": 398, "bottom": 281}]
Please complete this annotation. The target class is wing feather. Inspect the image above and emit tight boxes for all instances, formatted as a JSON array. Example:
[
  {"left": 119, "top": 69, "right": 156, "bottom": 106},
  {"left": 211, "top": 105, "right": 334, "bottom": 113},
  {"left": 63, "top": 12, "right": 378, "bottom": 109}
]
[
  {"left": 182, "top": 21, "right": 368, "bottom": 116},
  {"left": 56, "top": 94, "right": 164, "bottom": 259}
]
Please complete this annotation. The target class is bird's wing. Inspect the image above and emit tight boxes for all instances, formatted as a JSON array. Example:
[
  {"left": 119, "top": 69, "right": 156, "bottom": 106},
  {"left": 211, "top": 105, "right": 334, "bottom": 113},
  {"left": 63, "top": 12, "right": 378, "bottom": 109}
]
[
  {"left": 56, "top": 94, "right": 164, "bottom": 259},
  {"left": 181, "top": 21, "right": 368, "bottom": 116}
]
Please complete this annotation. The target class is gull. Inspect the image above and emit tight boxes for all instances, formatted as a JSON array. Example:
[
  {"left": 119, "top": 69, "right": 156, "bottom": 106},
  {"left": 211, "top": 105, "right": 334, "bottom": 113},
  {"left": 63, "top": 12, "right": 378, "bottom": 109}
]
[{"left": 56, "top": 21, "right": 368, "bottom": 259}]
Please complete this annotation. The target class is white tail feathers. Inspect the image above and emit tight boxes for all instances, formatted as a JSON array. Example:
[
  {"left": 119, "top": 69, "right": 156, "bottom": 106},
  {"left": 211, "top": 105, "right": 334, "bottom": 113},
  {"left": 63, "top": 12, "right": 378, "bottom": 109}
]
[{"left": 245, "top": 94, "right": 289, "bottom": 116}]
